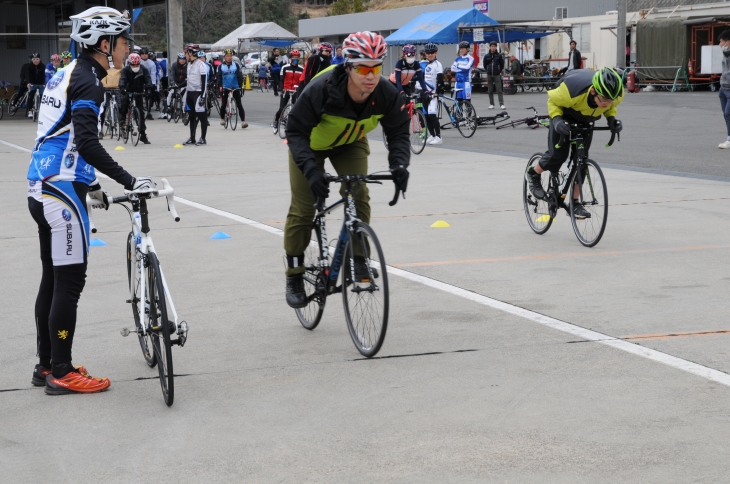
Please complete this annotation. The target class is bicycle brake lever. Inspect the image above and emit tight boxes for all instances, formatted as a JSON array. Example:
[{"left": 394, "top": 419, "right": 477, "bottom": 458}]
[{"left": 388, "top": 188, "right": 403, "bottom": 207}]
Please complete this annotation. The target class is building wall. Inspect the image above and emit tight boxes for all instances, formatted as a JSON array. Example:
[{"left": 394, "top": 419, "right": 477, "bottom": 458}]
[
  {"left": 0, "top": 4, "right": 58, "bottom": 86},
  {"left": 488, "top": 0, "right": 615, "bottom": 22}
]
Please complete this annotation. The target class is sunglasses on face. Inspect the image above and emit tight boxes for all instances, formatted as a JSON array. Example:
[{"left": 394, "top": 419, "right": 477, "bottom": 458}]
[
  {"left": 32, "top": 58, "right": 40, "bottom": 61},
  {"left": 352, "top": 64, "right": 383, "bottom": 76},
  {"left": 405, "top": 53, "right": 415, "bottom": 57}
]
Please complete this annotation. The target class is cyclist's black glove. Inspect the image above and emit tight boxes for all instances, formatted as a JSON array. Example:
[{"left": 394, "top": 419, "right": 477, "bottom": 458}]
[
  {"left": 306, "top": 168, "right": 329, "bottom": 201},
  {"left": 421, "top": 92, "right": 432, "bottom": 106},
  {"left": 400, "top": 91, "right": 409, "bottom": 104},
  {"left": 390, "top": 164, "right": 409, "bottom": 193},
  {"left": 120, "top": 87, "right": 127, "bottom": 96},
  {"left": 552, "top": 116, "right": 571, "bottom": 137},
  {"left": 607, "top": 116, "right": 623, "bottom": 134}
]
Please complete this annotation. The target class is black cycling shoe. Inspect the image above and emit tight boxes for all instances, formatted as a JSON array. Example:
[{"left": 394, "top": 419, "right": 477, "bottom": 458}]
[
  {"left": 195, "top": 138, "right": 207, "bottom": 146},
  {"left": 32, "top": 364, "right": 52, "bottom": 387},
  {"left": 183, "top": 138, "right": 196, "bottom": 145},
  {"left": 140, "top": 135, "right": 151, "bottom": 145},
  {"left": 572, "top": 203, "right": 591, "bottom": 219},
  {"left": 285, "top": 274, "right": 308, "bottom": 309},
  {"left": 354, "top": 258, "right": 378, "bottom": 281},
  {"left": 526, "top": 168, "right": 546, "bottom": 200}
]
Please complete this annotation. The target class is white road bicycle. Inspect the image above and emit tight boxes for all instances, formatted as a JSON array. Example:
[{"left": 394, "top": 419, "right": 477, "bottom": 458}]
[{"left": 87, "top": 179, "right": 188, "bottom": 406}]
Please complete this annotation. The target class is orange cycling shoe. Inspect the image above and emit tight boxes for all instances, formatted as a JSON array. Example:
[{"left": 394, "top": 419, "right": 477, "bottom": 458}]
[
  {"left": 32, "top": 364, "right": 91, "bottom": 387},
  {"left": 44, "top": 367, "right": 111, "bottom": 395}
]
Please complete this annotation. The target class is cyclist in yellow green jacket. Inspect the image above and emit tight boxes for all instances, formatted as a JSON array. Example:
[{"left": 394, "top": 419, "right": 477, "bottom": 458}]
[{"left": 527, "top": 67, "right": 624, "bottom": 219}]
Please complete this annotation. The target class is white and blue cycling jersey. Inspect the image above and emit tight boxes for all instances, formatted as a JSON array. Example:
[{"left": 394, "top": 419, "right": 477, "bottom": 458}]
[
  {"left": 450, "top": 54, "right": 475, "bottom": 100},
  {"left": 219, "top": 62, "right": 240, "bottom": 90}
]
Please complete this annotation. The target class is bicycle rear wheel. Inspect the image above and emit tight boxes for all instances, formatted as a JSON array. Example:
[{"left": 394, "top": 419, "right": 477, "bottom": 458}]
[
  {"left": 523, "top": 153, "right": 554, "bottom": 235},
  {"left": 127, "top": 232, "right": 156, "bottom": 367},
  {"left": 295, "top": 226, "right": 327, "bottom": 330},
  {"left": 131, "top": 109, "right": 140, "bottom": 146},
  {"left": 148, "top": 252, "right": 174, "bottom": 406},
  {"left": 456, "top": 100, "right": 477, "bottom": 138},
  {"left": 410, "top": 110, "right": 427, "bottom": 155},
  {"left": 342, "top": 222, "right": 388, "bottom": 357},
  {"left": 278, "top": 105, "right": 291, "bottom": 139},
  {"left": 570, "top": 159, "right": 608, "bottom": 247},
  {"left": 8, "top": 93, "right": 19, "bottom": 116}
]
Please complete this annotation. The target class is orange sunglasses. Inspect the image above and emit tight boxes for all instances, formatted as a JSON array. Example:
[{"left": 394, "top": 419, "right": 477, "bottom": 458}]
[{"left": 352, "top": 64, "right": 383, "bottom": 76}]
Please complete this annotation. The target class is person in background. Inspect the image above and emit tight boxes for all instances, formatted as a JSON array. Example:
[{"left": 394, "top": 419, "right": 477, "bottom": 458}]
[
  {"left": 183, "top": 45, "right": 209, "bottom": 146},
  {"left": 419, "top": 50, "right": 428, "bottom": 70},
  {"left": 482, "top": 41, "right": 505, "bottom": 110},
  {"left": 217, "top": 48, "right": 248, "bottom": 129},
  {"left": 508, "top": 54, "right": 523, "bottom": 89},
  {"left": 100, "top": 61, "right": 122, "bottom": 138},
  {"left": 119, "top": 52, "right": 152, "bottom": 144},
  {"left": 296, "top": 42, "right": 333, "bottom": 97},
  {"left": 258, "top": 62, "right": 269, "bottom": 92},
  {"left": 60, "top": 51, "right": 73, "bottom": 68},
  {"left": 717, "top": 29, "right": 730, "bottom": 149},
  {"left": 268, "top": 48, "right": 282, "bottom": 96},
  {"left": 331, "top": 45, "right": 345, "bottom": 65},
  {"left": 16, "top": 53, "right": 46, "bottom": 118},
  {"left": 274, "top": 49, "right": 303, "bottom": 125},
  {"left": 45, "top": 54, "right": 61, "bottom": 83},
  {"left": 162, "top": 52, "right": 187, "bottom": 119},
  {"left": 159, "top": 50, "right": 169, "bottom": 92},
  {"left": 280, "top": 50, "right": 289, "bottom": 66},
  {"left": 451, "top": 41, "right": 475, "bottom": 104},
  {"left": 422, "top": 43, "right": 444, "bottom": 145},
  {"left": 138, "top": 48, "right": 157, "bottom": 119},
  {"left": 568, "top": 40, "right": 581, "bottom": 71}
]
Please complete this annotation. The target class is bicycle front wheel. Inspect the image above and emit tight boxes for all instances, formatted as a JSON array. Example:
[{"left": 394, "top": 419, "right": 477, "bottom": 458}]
[
  {"left": 342, "top": 222, "right": 388, "bottom": 357},
  {"left": 570, "top": 159, "right": 608, "bottom": 247},
  {"left": 8, "top": 93, "right": 19, "bottom": 116},
  {"left": 148, "top": 252, "right": 174, "bottom": 406},
  {"left": 523, "top": 153, "right": 554, "bottom": 235},
  {"left": 278, "top": 104, "right": 291, "bottom": 139},
  {"left": 295, "top": 226, "right": 327, "bottom": 330},
  {"left": 230, "top": 102, "right": 238, "bottom": 130},
  {"left": 127, "top": 232, "right": 156, "bottom": 367},
  {"left": 131, "top": 109, "right": 140, "bottom": 146},
  {"left": 456, "top": 100, "right": 477, "bottom": 138},
  {"left": 173, "top": 97, "right": 181, "bottom": 123},
  {"left": 410, "top": 110, "right": 428, "bottom": 155}
]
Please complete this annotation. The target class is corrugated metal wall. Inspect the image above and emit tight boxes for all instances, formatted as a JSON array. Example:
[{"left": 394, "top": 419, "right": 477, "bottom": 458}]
[
  {"left": 488, "top": 0, "right": 614, "bottom": 22},
  {"left": 0, "top": 4, "right": 59, "bottom": 87},
  {"left": 628, "top": 0, "right": 728, "bottom": 10}
]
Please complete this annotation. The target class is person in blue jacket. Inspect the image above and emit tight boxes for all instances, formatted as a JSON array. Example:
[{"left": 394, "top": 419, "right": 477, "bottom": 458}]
[
  {"left": 45, "top": 54, "right": 61, "bottom": 83},
  {"left": 450, "top": 41, "right": 475, "bottom": 100}
]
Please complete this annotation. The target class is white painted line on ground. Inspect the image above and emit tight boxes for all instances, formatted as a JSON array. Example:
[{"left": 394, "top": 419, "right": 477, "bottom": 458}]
[
  {"left": 176, "top": 195, "right": 730, "bottom": 388},
  {"left": 0, "top": 139, "right": 31, "bottom": 152}
]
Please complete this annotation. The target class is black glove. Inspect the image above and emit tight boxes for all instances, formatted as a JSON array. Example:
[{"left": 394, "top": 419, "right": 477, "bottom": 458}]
[
  {"left": 400, "top": 91, "right": 409, "bottom": 104},
  {"left": 390, "top": 164, "right": 409, "bottom": 194},
  {"left": 120, "top": 87, "right": 127, "bottom": 96},
  {"left": 552, "top": 116, "right": 571, "bottom": 137},
  {"left": 607, "top": 116, "right": 623, "bottom": 134},
  {"left": 421, "top": 92, "right": 432, "bottom": 107},
  {"left": 306, "top": 168, "right": 329, "bottom": 201}
]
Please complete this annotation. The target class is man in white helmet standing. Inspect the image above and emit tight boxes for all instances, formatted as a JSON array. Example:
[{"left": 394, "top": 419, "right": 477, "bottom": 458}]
[{"left": 27, "top": 6, "right": 154, "bottom": 396}]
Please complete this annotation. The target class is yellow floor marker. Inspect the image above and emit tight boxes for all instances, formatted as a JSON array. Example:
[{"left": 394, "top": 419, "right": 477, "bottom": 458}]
[
  {"left": 431, "top": 220, "right": 451, "bottom": 228},
  {"left": 173, "top": 144, "right": 184, "bottom": 148},
  {"left": 114, "top": 146, "right": 125, "bottom": 151},
  {"left": 535, "top": 215, "right": 554, "bottom": 223}
]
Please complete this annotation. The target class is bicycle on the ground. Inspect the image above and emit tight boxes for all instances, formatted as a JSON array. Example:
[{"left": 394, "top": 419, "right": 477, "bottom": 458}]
[
  {"left": 221, "top": 87, "right": 240, "bottom": 130},
  {"left": 275, "top": 88, "right": 296, "bottom": 138},
  {"left": 122, "top": 92, "right": 142, "bottom": 146},
  {"left": 103, "top": 89, "right": 121, "bottom": 140},
  {"left": 523, "top": 124, "right": 616, "bottom": 247},
  {"left": 382, "top": 93, "right": 428, "bottom": 155},
  {"left": 496, "top": 106, "right": 549, "bottom": 130},
  {"left": 436, "top": 90, "right": 477, "bottom": 138},
  {"left": 86, "top": 178, "right": 188, "bottom": 406},
  {"left": 9, "top": 84, "right": 44, "bottom": 120},
  {"left": 295, "top": 172, "right": 402, "bottom": 357}
]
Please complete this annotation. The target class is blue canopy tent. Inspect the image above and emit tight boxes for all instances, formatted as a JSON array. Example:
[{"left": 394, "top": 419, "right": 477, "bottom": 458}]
[{"left": 385, "top": 8, "right": 497, "bottom": 45}]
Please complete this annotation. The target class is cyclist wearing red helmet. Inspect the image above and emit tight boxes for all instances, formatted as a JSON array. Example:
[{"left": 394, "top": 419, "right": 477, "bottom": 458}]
[
  {"left": 283, "top": 31, "right": 411, "bottom": 308},
  {"left": 388, "top": 44, "right": 429, "bottom": 98},
  {"left": 45, "top": 54, "right": 61, "bottom": 83},
  {"left": 119, "top": 52, "right": 152, "bottom": 144},
  {"left": 274, "top": 49, "right": 304, "bottom": 125}
]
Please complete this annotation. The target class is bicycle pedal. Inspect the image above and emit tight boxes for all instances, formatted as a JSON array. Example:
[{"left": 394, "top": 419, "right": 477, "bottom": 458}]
[{"left": 120, "top": 327, "right": 131, "bottom": 337}]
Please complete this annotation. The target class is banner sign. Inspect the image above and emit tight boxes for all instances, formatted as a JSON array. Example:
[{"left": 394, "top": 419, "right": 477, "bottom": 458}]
[
  {"left": 473, "top": 0, "right": 488, "bottom": 13},
  {"left": 473, "top": 28, "right": 484, "bottom": 42}
]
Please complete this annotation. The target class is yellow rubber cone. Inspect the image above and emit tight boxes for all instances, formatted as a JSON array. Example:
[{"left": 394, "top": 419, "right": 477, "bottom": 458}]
[
  {"left": 245, "top": 74, "right": 251, "bottom": 91},
  {"left": 535, "top": 215, "right": 554, "bottom": 223},
  {"left": 114, "top": 146, "right": 125, "bottom": 151},
  {"left": 173, "top": 144, "right": 184, "bottom": 148},
  {"left": 430, "top": 220, "right": 450, "bottom": 228}
]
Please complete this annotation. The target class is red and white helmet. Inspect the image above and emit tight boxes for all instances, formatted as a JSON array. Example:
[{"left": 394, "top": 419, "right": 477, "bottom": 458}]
[
  {"left": 50, "top": 54, "right": 61, "bottom": 62},
  {"left": 290, "top": 49, "right": 301, "bottom": 57},
  {"left": 402, "top": 45, "right": 416, "bottom": 57},
  {"left": 128, "top": 53, "right": 141, "bottom": 65},
  {"left": 342, "top": 31, "right": 387, "bottom": 64}
]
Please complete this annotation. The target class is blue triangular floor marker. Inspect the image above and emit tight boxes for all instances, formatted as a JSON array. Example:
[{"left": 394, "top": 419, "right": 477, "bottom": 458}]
[
  {"left": 89, "top": 238, "right": 107, "bottom": 247},
  {"left": 210, "top": 232, "right": 232, "bottom": 240}
]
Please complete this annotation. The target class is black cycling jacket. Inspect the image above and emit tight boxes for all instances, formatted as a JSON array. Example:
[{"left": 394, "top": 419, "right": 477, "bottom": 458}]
[
  {"left": 170, "top": 61, "right": 187, "bottom": 86},
  {"left": 21, "top": 62, "right": 46, "bottom": 85},
  {"left": 118, "top": 65, "right": 153, "bottom": 93}
]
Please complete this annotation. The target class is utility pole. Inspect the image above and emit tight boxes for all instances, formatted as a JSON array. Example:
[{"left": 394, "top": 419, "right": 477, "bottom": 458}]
[
  {"left": 616, "top": 0, "right": 626, "bottom": 68},
  {"left": 241, "top": 0, "right": 246, "bottom": 25}
]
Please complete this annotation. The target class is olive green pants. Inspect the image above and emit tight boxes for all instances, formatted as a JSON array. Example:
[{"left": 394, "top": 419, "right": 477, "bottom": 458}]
[{"left": 284, "top": 138, "right": 371, "bottom": 276}]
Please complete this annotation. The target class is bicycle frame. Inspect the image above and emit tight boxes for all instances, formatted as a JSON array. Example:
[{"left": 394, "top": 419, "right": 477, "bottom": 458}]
[
  {"left": 311, "top": 193, "right": 356, "bottom": 295},
  {"left": 436, "top": 93, "right": 464, "bottom": 129}
]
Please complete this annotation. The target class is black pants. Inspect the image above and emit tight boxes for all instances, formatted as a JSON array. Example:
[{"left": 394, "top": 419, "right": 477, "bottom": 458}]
[
  {"left": 538, "top": 121, "right": 593, "bottom": 172},
  {"left": 186, "top": 90, "right": 208, "bottom": 141},
  {"left": 275, "top": 90, "right": 297, "bottom": 123},
  {"left": 120, "top": 93, "right": 147, "bottom": 135},
  {"left": 271, "top": 71, "right": 281, "bottom": 95},
  {"left": 220, "top": 88, "right": 245, "bottom": 121}
]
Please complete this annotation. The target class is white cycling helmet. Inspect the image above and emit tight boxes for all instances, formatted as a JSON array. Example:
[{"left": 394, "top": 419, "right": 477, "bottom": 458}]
[{"left": 70, "top": 7, "right": 133, "bottom": 68}]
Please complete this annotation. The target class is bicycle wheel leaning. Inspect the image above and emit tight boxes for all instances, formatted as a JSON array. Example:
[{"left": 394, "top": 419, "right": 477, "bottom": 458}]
[
  {"left": 569, "top": 159, "right": 608, "bottom": 247},
  {"left": 278, "top": 104, "right": 291, "bottom": 140},
  {"left": 455, "top": 100, "right": 477, "bottom": 138},
  {"left": 147, "top": 252, "right": 174, "bottom": 406},
  {"left": 295, "top": 227, "right": 327, "bottom": 330},
  {"left": 342, "top": 222, "right": 389, "bottom": 357},
  {"left": 127, "top": 232, "right": 156, "bottom": 367},
  {"left": 409, "top": 110, "right": 427, "bottom": 155},
  {"left": 523, "top": 153, "right": 554, "bottom": 235}
]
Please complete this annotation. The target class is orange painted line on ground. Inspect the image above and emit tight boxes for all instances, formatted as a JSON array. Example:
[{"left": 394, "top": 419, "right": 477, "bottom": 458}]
[
  {"left": 623, "top": 329, "right": 730, "bottom": 341},
  {"left": 392, "top": 244, "right": 730, "bottom": 268}
]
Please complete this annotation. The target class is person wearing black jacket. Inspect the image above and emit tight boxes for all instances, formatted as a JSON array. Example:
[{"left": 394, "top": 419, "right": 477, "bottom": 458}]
[
  {"left": 15, "top": 53, "right": 46, "bottom": 116},
  {"left": 119, "top": 53, "right": 152, "bottom": 144},
  {"left": 267, "top": 48, "right": 282, "bottom": 96},
  {"left": 162, "top": 53, "right": 187, "bottom": 119},
  {"left": 568, "top": 40, "right": 582, "bottom": 71},
  {"left": 295, "top": 42, "right": 333, "bottom": 98},
  {"left": 482, "top": 41, "right": 505, "bottom": 109}
]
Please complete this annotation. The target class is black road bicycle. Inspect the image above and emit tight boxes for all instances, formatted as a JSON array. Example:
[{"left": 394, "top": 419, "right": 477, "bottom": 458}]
[
  {"left": 295, "top": 172, "right": 402, "bottom": 357},
  {"left": 496, "top": 106, "right": 549, "bottom": 130},
  {"left": 523, "top": 124, "right": 617, "bottom": 247}
]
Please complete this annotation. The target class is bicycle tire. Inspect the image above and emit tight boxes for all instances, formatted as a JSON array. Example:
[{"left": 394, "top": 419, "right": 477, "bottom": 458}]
[
  {"left": 173, "top": 96, "right": 181, "bottom": 123},
  {"left": 0, "top": 100, "right": 4, "bottom": 120},
  {"left": 569, "top": 159, "right": 608, "bottom": 247},
  {"left": 114, "top": 106, "right": 122, "bottom": 141},
  {"left": 123, "top": 112, "right": 130, "bottom": 143},
  {"left": 272, "top": 113, "right": 279, "bottom": 135},
  {"left": 342, "top": 222, "right": 388, "bottom": 357},
  {"left": 230, "top": 101, "right": 237, "bottom": 131},
  {"left": 410, "top": 110, "right": 427, "bottom": 155},
  {"left": 523, "top": 153, "right": 554, "bottom": 235},
  {"left": 278, "top": 104, "right": 290, "bottom": 139},
  {"left": 456, "top": 100, "right": 477, "bottom": 138},
  {"left": 127, "top": 232, "right": 156, "bottom": 367},
  {"left": 295, "top": 226, "right": 327, "bottom": 330},
  {"left": 131, "top": 108, "right": 140, "bottom": 146},
  {"left": 8, "top": 93, "right": 19, "bottom": 116},
  {"left": 147, "top": 252, "right": 174, "bottom": 406},
  {"left": 33, "top": 92, "right": 40, "bottom": 122}
]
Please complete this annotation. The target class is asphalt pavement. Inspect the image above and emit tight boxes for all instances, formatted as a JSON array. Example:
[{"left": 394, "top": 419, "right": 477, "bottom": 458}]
[{"left": 1, "top": 88, "right": 730, "bottom": 482}]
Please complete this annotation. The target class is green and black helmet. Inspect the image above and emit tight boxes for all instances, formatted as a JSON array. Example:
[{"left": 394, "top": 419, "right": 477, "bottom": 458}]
[{"left": 592, "top": 67, "right": 623, "bottom": 100}]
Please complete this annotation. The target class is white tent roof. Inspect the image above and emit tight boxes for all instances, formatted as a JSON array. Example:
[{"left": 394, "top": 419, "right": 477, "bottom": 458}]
[{"left": 212, "top": 22, "right": 298, "bottom": 50}]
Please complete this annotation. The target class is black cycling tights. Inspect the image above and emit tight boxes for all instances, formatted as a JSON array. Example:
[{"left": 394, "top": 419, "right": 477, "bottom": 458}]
[
  {"left": 29, "top": 197, "right": 87, "bottom": 377},
  {"left": 426, "top": 113, "right": 440, "bottom": 138},
  {"left": 187, "top": 91, "right": 208, "bottom": 141}
]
